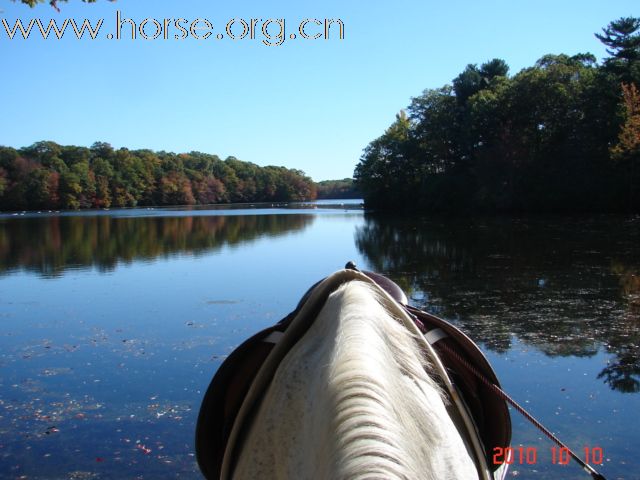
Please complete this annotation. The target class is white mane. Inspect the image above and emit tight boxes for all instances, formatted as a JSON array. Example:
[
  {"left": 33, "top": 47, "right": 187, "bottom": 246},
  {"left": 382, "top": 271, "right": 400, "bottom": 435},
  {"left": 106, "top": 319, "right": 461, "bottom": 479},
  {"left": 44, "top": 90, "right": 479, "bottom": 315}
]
[{"left": 233, "top": 281, "right": 477, "bottom": 480}]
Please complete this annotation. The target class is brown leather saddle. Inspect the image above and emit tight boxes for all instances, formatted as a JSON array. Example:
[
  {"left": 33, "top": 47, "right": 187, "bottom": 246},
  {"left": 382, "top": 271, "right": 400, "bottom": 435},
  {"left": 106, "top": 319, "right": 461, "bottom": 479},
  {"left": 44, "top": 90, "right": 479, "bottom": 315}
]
[{"left": 195, "top": 266, "right": 511, "bottom": 479}]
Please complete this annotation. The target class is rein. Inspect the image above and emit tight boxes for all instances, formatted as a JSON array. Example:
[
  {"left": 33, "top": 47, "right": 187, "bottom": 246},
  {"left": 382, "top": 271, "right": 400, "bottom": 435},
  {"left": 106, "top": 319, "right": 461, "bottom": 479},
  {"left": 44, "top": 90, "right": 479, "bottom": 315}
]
[{"left": 405, "top": 308, "right": 608, "bottom": 480}]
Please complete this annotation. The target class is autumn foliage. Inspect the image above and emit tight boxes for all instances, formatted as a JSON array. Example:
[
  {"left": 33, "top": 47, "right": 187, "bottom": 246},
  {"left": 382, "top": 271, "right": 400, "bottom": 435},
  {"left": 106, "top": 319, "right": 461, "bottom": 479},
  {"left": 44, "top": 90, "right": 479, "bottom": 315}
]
[
  {"left": 612, "top": 83, "right": 640, "bottom": 159},
  {"left": 0, "top": 143, "right": 317, "bottom": 211}
]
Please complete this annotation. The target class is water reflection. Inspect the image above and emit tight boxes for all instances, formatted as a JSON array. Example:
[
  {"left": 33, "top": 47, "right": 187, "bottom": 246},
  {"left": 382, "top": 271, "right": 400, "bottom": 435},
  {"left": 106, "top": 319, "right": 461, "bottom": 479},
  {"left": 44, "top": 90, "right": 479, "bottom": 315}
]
[
  {"left": 0, "top": 214, "right": 315, "bottom": 278},
  {"left": 356, "top": 214, "right": 640, "bottom": 393}
]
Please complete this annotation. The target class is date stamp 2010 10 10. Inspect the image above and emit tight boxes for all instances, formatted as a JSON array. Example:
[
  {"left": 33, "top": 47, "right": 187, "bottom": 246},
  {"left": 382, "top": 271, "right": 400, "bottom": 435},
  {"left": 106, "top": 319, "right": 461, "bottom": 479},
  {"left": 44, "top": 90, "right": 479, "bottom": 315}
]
[{"left": 492, "top": 446, "right": 604, "bottom": 466}]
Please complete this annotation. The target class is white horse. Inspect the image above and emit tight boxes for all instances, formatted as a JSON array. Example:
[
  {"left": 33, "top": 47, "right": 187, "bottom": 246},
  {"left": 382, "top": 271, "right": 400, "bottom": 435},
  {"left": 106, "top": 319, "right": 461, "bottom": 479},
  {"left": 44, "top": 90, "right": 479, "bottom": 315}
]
[{"left": 231, "top": 280, "right": 480, "bottom": 480}]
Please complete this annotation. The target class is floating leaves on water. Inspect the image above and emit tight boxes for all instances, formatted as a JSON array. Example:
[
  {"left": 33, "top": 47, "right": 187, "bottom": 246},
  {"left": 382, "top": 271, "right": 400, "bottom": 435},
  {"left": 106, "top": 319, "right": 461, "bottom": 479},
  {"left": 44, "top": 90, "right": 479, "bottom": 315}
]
[
  {"left": 206, "top": 300, "right": 240, "bottom": 305},
  {"left": 145, "top": 400, "right": 192, "bottom": 422},
  {"left": 135, "top": 444, "right": 152, "bottom": 455},
  {"left": 67, "top": 472, "right": 99, "bottom": 479},
  {"left": 40, "top": 368, "right": 73, "bottom": 377}
]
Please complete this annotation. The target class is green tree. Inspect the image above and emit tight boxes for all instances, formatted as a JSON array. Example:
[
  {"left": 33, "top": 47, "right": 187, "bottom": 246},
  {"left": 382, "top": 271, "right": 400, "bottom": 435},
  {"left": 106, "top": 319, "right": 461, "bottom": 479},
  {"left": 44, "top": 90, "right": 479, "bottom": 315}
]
[
  {"left": 354, "top": 110, "right": 416, "bottom": 209},
  {"left": 453, "top": 59, "right": 509, "bottom": 104},
  {"left": 71, "top": 160, "right": 95, "bottom": 208},
  {"left": 25, "top": 167, "right": 59, "bottom": 209},
  {"left": 479, "top": 58, "right": 510, "bottom": 80},
  {"left": 91, "top": 156, "right": 113, "bottom": 208},
  {"left": 59, "top": 170, "right": 82, "bottom": 209},
  {"left": 453, "top": 65, "right": 484, "bottom": 104},
  {"left": 596, "top": 17, "right": 640, "bottom": 82},
  {"left": 0, "top": 169, "right": 7, "bottom": 199}
]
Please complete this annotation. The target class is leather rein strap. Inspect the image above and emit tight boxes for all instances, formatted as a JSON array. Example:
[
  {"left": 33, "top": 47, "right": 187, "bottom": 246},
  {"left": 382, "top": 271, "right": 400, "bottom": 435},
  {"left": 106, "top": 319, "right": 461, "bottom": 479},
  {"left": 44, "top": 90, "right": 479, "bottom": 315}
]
[
  {"left": 402, "top": 305, "right": 607, "bottom": 480},
  {"left": 432, "top": 339, "right": 608, "bottom": 480}
]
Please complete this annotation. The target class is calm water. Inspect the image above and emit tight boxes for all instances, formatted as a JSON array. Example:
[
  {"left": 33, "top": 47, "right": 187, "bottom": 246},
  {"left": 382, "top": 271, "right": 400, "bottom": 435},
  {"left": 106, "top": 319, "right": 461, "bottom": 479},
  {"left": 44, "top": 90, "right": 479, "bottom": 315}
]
[{"left": 0, "top": 204, "right": 638, "bottom": 479}]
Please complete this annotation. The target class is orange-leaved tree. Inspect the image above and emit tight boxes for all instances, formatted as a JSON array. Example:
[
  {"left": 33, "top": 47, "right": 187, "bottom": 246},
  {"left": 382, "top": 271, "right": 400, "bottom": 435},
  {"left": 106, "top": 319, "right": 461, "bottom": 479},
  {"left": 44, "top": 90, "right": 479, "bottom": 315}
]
[{"left": 611, "top": 83, "right": 640, "bottom": 209}]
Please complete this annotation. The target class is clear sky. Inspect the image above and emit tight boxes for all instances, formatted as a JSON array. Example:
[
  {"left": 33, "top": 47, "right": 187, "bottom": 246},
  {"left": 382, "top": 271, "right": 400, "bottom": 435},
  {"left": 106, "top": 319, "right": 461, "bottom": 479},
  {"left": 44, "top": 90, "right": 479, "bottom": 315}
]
[{"left": 0, "top": 0, "right": 637, "bottom": 181}]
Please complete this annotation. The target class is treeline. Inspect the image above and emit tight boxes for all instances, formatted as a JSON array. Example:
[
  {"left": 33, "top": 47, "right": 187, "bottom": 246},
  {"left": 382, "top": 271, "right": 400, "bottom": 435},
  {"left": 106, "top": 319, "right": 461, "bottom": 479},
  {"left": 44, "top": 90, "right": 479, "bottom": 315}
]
[
  {"left": 355, "top": 17, "right": 640, "bottom": 213},
  {"left": 0, "top": 142, "right": 317, "bottom": 211},
  {"left": 315, "top": 178, "right": 360, "bottom": 199}
]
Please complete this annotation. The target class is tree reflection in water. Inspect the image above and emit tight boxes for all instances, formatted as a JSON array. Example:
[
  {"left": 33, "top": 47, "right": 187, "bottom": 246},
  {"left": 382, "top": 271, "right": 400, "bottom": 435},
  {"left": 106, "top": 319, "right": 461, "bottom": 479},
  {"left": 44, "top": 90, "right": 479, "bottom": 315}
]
[
  {"left": 0, "top": 214, "right": 315, "bottom": 278},
  {"left": 355, "top": 214, "right": 640, "bottom": 393}
]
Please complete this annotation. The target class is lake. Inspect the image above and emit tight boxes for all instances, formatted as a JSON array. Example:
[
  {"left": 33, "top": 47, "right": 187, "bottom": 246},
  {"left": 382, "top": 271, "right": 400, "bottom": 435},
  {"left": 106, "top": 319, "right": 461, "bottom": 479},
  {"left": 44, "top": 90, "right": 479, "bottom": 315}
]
[{"left": 0, "top": 203, "right": 638, "bottom": 479}]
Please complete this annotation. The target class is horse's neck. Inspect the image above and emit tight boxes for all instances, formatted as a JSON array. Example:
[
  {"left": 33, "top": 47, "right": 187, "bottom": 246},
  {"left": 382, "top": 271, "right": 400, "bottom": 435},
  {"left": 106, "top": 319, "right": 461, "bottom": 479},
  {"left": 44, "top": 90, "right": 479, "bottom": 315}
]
[{"left": 233, "top": 281, "right": 478, "bottom": 480}]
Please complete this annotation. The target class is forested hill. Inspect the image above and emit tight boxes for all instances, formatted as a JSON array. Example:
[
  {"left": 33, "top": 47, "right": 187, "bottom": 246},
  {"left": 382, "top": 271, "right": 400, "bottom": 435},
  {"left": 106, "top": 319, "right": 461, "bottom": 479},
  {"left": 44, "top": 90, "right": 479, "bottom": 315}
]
[
  {"left": 316, "top": 178, "right": 360, "bottom": 199},
  {"left": 354, "top": 17, "right": 640, "bottom": 213},
  {"left": 0, "top": 142, "right": 317, "bottom": 211}
]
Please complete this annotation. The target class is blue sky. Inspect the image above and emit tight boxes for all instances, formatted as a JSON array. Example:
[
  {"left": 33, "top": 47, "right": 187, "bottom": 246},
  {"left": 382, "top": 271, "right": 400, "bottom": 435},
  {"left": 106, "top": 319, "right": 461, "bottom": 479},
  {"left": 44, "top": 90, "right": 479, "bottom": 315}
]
[{"left": 0, "top": 0, "right": 637, "bottom": 181}]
